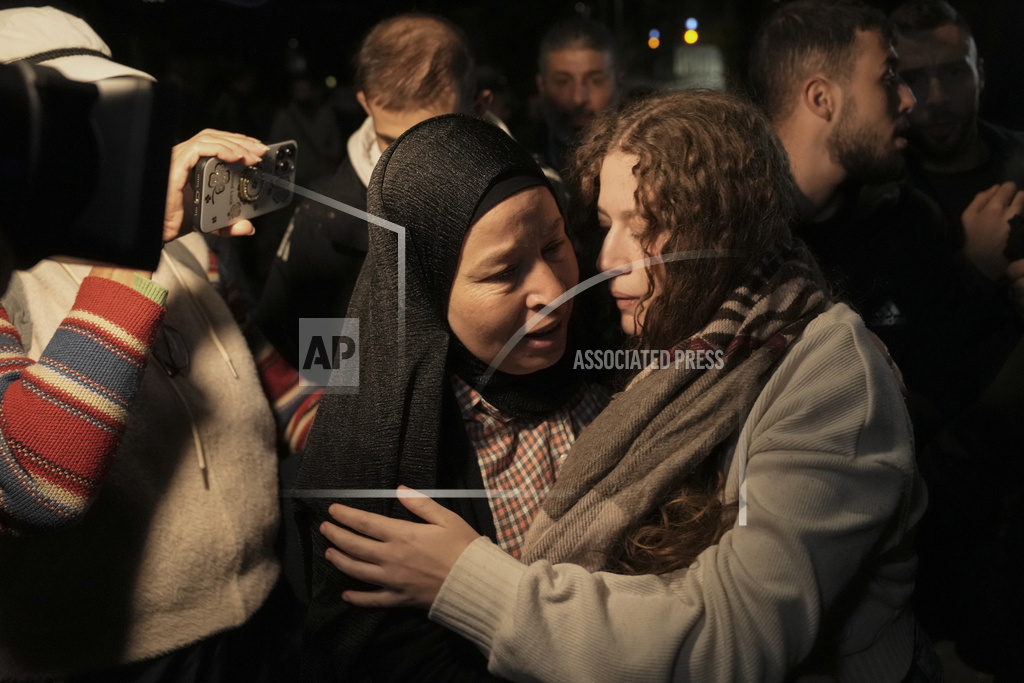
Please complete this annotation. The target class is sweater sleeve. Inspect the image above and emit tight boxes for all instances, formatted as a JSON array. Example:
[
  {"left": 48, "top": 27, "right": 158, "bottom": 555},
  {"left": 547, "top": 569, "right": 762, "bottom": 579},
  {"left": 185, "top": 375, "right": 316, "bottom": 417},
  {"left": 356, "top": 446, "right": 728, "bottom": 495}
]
[
  {"left": 0, "top": 275, "right": 165, "bottom": 535},
  {"left": 429, "top": 309, "right": 919, "bottom": 682}
]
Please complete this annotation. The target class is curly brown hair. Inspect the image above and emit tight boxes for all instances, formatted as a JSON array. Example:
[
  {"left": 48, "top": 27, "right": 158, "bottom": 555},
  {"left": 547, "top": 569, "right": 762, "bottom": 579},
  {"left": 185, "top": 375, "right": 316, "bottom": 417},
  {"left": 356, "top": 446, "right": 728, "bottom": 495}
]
[
  {"left": 574, "top": 89, "right": 799, "bottom": 354},
  {"left": 572, "top": 89, "right": 800, "bottom": 574}
]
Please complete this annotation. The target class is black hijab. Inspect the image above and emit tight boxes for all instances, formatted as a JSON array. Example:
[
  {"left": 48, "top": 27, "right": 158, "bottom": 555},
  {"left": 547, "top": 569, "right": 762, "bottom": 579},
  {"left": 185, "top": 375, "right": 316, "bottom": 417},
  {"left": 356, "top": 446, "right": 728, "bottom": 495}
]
[{"left": 295, "top": 114, "right": 580, "bottom": 680}]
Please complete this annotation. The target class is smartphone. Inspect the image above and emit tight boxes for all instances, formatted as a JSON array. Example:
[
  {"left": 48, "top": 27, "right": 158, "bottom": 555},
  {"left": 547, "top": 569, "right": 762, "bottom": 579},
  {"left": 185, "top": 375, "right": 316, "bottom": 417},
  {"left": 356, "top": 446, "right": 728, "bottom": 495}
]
[{"left": 192, "top": 140, "right": 297, "bottom": 233}]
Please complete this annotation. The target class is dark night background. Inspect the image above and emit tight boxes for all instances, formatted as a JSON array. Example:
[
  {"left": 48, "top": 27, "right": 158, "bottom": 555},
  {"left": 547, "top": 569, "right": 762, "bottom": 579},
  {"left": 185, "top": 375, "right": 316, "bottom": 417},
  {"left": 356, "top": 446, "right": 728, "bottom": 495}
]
[{"left": 5, "top": 0, "right": 1024, "bottom": 138}]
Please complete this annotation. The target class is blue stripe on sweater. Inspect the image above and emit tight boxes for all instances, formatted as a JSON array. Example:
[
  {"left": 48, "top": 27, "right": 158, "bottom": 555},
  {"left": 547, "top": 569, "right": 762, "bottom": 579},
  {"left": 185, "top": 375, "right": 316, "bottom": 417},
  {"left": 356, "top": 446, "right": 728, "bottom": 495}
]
[{"left": 0, "top": 440, "right": 78, "bottom": 532}]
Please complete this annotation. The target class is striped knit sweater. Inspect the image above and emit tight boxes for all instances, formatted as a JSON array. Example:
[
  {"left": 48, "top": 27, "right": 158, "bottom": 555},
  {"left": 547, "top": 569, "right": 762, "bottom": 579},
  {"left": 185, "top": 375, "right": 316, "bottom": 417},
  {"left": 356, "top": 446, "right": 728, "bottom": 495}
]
[{"left": 0, "top": 276, "right": 164, "bottom": 536}]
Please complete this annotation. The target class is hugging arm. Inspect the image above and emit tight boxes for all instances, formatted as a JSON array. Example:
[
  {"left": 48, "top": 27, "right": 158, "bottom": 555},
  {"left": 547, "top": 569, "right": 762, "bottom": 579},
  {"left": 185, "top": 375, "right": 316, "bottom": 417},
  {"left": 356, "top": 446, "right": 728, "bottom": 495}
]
[{"left": 323, "top": 312, "right": 922, "bottom": 682}]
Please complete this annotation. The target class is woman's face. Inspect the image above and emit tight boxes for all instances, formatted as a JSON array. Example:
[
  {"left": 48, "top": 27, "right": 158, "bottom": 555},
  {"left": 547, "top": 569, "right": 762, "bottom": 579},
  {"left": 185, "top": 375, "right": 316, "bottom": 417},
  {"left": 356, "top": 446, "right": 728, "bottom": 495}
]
[
  {"left": 448, "top": 186, "right": 578, "bottom": 375},
  {"left": 597, "top": 151, "right": 669, "bottom": 336}
]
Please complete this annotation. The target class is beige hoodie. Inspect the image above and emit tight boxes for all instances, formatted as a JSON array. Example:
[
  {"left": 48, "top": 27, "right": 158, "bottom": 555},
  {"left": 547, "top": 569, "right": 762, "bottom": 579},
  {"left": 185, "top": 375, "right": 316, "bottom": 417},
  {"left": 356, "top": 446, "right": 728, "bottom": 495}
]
[{"left": 0, "top": 233, "right": 279, "bottom": 678}]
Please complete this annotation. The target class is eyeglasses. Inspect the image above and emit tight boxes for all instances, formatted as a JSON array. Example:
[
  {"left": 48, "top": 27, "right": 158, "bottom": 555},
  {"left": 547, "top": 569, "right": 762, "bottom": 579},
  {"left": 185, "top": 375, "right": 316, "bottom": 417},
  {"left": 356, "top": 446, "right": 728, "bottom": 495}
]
[{"left": 151, "top": 324, "right": 190, "bottom": 378}]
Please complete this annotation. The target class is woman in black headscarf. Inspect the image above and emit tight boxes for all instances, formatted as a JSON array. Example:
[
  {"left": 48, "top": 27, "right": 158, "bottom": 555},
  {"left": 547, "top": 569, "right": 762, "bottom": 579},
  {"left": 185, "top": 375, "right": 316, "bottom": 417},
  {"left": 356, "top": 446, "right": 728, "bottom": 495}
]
[{"left": 294, "top": 114, "right": 608, "bottom": 680}]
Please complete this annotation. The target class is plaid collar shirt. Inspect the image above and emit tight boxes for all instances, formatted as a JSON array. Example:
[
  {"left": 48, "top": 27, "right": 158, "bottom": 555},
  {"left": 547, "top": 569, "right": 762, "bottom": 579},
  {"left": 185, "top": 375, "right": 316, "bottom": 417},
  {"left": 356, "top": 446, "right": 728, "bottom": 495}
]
[{"left": 451, "top": 376, "right": 608, "bottom": 558}]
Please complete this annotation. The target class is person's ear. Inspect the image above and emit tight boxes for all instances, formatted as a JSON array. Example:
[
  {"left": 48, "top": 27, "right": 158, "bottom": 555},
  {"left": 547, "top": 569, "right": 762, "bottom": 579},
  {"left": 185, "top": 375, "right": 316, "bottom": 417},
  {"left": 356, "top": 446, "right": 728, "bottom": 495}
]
[
  {"left": 535, "top": 72, "right": 545, "bottom": 95},
  {"left": 802, "top": 75, "right": 837, "bottom": 122},
  {"left": 977, "top": 56, "right": 986, "bottom": 94},
  {"left": 356, "top": 91, "right": 372, "bottom": 117},
  {"left": 473, "top": 89, "right": 494, "bottom": 117}
]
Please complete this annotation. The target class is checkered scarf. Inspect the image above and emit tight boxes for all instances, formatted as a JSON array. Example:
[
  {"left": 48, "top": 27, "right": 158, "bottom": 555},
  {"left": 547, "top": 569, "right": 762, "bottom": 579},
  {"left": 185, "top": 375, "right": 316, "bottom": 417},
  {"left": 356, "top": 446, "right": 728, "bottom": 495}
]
[{"left": 521, "top": 240, "right": 831, "bottom": 570}]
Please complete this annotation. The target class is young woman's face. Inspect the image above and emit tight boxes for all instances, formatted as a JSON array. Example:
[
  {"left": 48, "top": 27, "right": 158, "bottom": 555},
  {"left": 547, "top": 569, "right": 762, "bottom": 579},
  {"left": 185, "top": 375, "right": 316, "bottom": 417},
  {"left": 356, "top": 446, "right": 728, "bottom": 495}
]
[
  {"left": 448, "top": 186, "right": 578, "bottom": 375},
  {"left": 596, "top": 151, "right": 669, "bottom": 336}
]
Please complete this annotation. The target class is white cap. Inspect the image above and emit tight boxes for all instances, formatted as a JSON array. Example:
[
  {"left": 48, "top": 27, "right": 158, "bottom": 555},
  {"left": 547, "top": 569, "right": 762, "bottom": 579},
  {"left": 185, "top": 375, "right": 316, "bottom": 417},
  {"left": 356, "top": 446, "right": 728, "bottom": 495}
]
[{"left": 0, "top": 6, "right": 154, "bottom": 82}]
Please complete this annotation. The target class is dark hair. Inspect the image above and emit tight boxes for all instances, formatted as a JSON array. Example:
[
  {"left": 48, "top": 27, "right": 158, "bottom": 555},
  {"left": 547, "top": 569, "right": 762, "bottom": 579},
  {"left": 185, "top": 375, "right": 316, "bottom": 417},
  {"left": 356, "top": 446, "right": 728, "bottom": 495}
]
[
  {"left": 355, "top": 14, "right": 476, "bottom": 112},
  {"left": 538, "top": 17, "right": 617, "bottom": 73},
  {"left": 890, "top": 0, "right": 973, "bottom": 40},
  {"left": 749, "top": 0, "right": 894, "bottom": 122},
  {"left": 573, "top": 89, "right": 799, "bottom": 354}
]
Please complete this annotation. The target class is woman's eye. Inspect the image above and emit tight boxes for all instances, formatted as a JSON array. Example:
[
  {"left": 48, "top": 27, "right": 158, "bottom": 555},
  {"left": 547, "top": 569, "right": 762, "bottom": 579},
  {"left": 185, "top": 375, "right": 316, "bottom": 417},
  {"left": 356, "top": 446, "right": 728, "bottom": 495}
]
[
  {"left": 489, "top": 266, "right": 518, "bottom": 282},
  {"left": 544, "top": 239, "right": 567, "bottom": 257}
]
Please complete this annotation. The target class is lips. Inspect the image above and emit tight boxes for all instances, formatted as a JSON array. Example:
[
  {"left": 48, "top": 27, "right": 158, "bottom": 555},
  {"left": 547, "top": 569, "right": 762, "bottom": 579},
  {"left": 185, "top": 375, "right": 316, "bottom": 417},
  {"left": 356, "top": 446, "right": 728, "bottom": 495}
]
[
  {"left": 524, "top": 319, "right": 561, "bottom": 338},
  {"left": 611, "top": 290, "right": 640, "bottom": 311},
  {"left": 925, "top": 122, "right": 961, "bottom": 141}
]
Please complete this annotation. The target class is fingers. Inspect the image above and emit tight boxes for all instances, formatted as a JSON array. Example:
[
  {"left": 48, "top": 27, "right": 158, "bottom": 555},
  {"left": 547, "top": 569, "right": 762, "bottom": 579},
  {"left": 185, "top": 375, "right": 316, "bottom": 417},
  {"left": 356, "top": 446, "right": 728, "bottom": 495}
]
[
  {"left": 319, "top": 497, "right": 477, "bottom": 610},
  {"left": 1007, "top": 258, "right": 1024, "bottom": 280},
  {"left": 176, "top": 129, "right": 268, "bottom": 168},
  {"left": 328, "top": 502, "right": 408, "bottom": 542},
  {"left": 212, "top": 220, "right": 256, "bottom": 237},
  {"left": 1010, "top": 190, "right": 1024, "bottom": 218},
  {"left": 320, "top": 520, "right": 382, "bottom": 562},
  {"left": 341, "top": 588, "right": 410, "bottom": 609},
  {"left": 320, "top": 520, "right": 421, "bottom": 608},
  {"left": 163, "top": 130, "right": 268, "bottom": 242},
  {"left": 965, "top": 183, "right": 1001, "bottom": 215},
  {"left": 991, "top": 181, "right": 1019, "bottom": 209},
  {"left": 323, "top": 545, "right": 390, "bottom": 587},
  {"left": 966, "top": 180, "right": 1015, "bottom": 218},
  {"left": 396, "top": 486, "right": 458, "bottom": 526}
]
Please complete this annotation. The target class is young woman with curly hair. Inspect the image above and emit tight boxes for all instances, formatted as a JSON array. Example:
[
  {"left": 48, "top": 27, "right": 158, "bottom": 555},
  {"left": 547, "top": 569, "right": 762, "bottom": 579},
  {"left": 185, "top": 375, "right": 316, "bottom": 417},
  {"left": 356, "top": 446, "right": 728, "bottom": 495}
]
[{"left": 317, "top": 90, "right": 930, "bottom": 682}]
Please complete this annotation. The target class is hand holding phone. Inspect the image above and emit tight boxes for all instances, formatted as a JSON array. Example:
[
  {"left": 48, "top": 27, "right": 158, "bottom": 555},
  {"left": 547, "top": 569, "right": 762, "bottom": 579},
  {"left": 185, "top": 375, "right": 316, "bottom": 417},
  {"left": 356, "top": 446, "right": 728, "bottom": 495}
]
[{"left": 192, "top": 140, "right": 298, "bottom": 233}]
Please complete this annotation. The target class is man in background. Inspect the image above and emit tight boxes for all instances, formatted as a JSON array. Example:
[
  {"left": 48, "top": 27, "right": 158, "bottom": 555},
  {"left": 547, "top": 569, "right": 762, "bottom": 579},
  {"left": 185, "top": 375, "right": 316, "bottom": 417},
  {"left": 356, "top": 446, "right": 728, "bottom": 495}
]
[
  {"left": 749, "top": 0, "right": 1020, "bottom": 427},
  {"left": 257, "top": 14, "right": 486, "bottom": 369},
  {"left": 524, "top": 17, "right": 619, "bottom": 173},
  {"left": 893, "top": 0, "right": 1024, "bottom": 252},
  {"left": 751, "top": 2, "right": 1024, "bottom": 677}
]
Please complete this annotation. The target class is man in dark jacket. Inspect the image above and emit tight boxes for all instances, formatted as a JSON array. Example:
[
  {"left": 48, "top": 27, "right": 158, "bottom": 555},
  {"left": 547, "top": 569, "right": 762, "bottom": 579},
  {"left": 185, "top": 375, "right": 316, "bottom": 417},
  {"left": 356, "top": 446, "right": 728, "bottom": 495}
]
[
  {"left": 751, "top": 2, "right": 1024, "bottom": 677},
  {"left": 257, "top": 14, "right": 484, "bottom": 369},
  {"left": 893, "top": 0, "right": 1024, "bottom": 253}
]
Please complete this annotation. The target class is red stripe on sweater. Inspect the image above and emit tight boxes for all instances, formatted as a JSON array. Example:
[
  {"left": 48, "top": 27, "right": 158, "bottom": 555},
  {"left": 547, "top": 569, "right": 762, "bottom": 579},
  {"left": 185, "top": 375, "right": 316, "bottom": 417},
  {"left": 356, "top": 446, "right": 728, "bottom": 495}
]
[
  {"left": 73, "top": 277, "right": 165, "bottom": 347},
  {"left": 4, "top": 381, "right": 122, "bottom": 458},
  {"left": 257, "top": 348, "right": 300, "bottom": 401}
]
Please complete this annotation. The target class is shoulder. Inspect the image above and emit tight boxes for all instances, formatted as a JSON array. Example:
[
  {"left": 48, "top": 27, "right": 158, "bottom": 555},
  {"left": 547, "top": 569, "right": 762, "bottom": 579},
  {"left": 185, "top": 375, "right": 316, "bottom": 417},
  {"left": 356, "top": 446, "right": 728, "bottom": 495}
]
[
  {"left": 765, "top": 303, "right": 900, "bottom": 404},
  {"left": 325, "top": 157, "right": 369, "bottom": 208},
  {"left": 285, "top": 159, "right": 369, "bottom": 252},
  {"left": 743, "top": 303, "right": 914, "bottom": 471},
  {"left": 859, "top": 181, "right": 943, "bottom": 226}
]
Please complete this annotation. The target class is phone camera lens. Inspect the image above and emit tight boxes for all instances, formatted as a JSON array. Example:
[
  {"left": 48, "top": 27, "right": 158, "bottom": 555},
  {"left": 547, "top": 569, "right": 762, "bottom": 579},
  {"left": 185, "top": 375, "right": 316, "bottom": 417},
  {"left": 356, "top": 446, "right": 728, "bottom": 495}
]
[{"left": 239, "top": 166, "right": 264, "bottom": 202}]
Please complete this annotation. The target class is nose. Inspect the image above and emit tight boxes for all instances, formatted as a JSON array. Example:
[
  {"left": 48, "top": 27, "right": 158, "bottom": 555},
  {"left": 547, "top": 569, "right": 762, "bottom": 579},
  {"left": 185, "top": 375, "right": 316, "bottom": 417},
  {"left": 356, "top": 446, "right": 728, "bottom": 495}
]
[
  {"left": 524, "top": 259, "right": 571, "bottom": 312},
  {"left": 572, "top": 80, "right": 588, "bottom": 107},
  {"left": 597, "top": 224, "right": 631, "bottom": 276},
  {"left": 924, "top": 74, "right": 947, "bottom": 108},
  {"left": 897, "top": 80, "right": 915, "bottom": 115}
]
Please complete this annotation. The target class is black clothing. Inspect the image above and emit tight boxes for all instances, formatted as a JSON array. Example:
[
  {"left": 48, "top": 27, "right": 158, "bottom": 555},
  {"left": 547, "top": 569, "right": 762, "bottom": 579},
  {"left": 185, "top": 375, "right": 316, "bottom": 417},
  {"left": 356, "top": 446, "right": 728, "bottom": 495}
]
[
  {"left": 797, "top": 181, "right": 1021, "bottom": 436},
  {"left": 800, "top": 181, "right": 1024, "bottom": 678},
  {"left": 513, "top": 117, "right": 571, "bottom": 176},
  {"left": 906, "top": 119, "right": 1024, "bottom": 250},
  {"left": 256, "top": 158, "right": 368, "bottom": 369},
  {"left": 914, "top": 333, "right": 1024, "bottom": 677},
  {"left": 295, "top": 114, "right": 563, "bottom": 682}
]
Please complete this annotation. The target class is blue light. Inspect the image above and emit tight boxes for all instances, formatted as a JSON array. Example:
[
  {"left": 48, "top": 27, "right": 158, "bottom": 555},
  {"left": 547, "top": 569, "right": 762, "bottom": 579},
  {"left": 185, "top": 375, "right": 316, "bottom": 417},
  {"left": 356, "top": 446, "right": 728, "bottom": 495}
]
[
  {"left": 649, "top": 28, "right": 660, "bottom": 39},
  {"left": 685, "top": 18, "right": 698, "bottom": 30}
]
